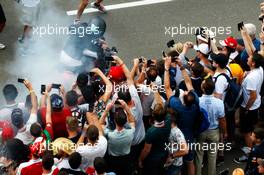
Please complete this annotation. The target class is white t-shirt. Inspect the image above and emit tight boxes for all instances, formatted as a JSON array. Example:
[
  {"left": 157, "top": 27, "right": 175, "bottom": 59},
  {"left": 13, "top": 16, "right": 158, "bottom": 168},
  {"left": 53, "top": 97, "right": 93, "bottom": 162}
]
[
  {"left": 15, "top": 113, "right": 37, "bottom": 145},
  {"left": 213, "top": 71, "right": 230, "bottom": 101},
  {"left": 76, "top": 135, "right": 107, "bottom": 170},
  {"left": 21, "top": 0, "right": 40, "bottom": 7},
  {"left": 241, "top": 67, "right": 264, "bottom": 110}
]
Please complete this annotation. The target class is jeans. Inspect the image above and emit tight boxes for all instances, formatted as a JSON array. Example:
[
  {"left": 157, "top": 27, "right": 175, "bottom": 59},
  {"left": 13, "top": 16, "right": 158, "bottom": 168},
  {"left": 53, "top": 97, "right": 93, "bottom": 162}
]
[
  {"left": 165, "top": 165, "right": 181, "bottom": 175},
  {"left": 195, "top": 129, "right": 220, "bottom": 175}
]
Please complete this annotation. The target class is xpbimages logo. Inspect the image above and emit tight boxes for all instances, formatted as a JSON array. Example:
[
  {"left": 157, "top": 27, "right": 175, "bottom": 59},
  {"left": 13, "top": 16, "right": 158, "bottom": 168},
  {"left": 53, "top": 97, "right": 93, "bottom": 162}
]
[{"left": 32, "top": 24, "right": 100, "bottom": 37}]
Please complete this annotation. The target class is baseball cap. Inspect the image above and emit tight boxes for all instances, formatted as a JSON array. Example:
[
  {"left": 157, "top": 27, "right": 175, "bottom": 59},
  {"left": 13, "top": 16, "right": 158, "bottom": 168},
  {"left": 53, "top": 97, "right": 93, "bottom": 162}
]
[
  {"left": 219, "top": 36, "right": 238, "bottom": 50},
  {"left": 194, "top": 43, "right": 210, "bottom": 55},
  {"left": 236, "top": 38, "right": 245, "bottom": 47},
  {"left": 50, "top": 94, "right": 64, "bottom": 110},
  {"left": 11, "top": 108, "right": 24, "bottom": 128},
  {"left": 108, "top": 66, "right": 125, "bottom": 82},
  {"left": 210, "top": 53, "right": 229, "bottom": 68}
]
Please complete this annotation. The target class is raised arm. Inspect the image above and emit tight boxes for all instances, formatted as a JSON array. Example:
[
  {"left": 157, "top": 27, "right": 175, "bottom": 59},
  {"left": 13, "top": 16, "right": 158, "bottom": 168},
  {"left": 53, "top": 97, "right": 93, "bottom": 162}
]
[
  {"left": 134, "top": 59, "right": 147, "bottom": 85},
  {"left": 118, "top": 99, "right": 136, "bottom": 128},
  {"left": 241, "top": 26, "right": 256, "bottom": 56},
  {"left": 91, "top": 68, "right": 113, "bottom": 102},
  {"left": 164, "top": 57, "right": 173, "bottom": 99},
  {"left": 113, "top": 56, "right": 134, "bottom": 86},
  {"left": 24, "top": 80, "right": 38, "bottom": 115},
  {"left": 177, "top": 60, "right": 194, "bottom": 92},
  {"left": 86, "top": 112, "right": 104, "bottom": 136}
]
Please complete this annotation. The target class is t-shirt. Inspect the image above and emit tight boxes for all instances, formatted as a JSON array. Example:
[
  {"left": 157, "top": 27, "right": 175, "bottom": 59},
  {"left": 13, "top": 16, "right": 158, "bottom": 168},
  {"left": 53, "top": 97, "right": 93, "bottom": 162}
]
[
  {"left": 213, "top": 71, "right": 230, "bottom": 101},
  {"left": 17, "top": 159, "right": 59, "bottom": 175},
  {"left": 169, "top": 127, "right": 186, "bottom": 167},
  {"left": 40, "top": 107, "right": 72, "bottom": 138},
  {"left": 241, "top": 67, "right": 264, "bottom": 110},
  {"left": 137, "top": 84, "right": 155, "bottom": 116},
  {"left": 76, "top": 135, "right": 107, "bottom": 170},
  {"left": 199, "top": 95, "right": 225, "bottom": 130},
  {"left": 104, "top": 127, "right": 135, "bottom": 156},
  {"left": 145, "top": 116, "right": 171, "bottom": 160},
  {"left": 68, "top": 133, "right": 81, "bottom": 144},
  {"left": 128, "top": 85, "right": 145, "bottom": 145},
  {"left": 15, "top": 113, "right": 37, "bottom": 145}
]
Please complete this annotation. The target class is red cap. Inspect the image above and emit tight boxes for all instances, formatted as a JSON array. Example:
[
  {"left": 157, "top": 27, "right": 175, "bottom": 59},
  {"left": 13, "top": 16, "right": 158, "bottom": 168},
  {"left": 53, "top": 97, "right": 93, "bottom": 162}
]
[
  {"left": 0, "top": 121, "right": 14, "bottom": 142},
  {"left": 108, "top": 66, "right": 125, "bottom": 82},
  {"left": 219, "top": 36, "right": 238, "bottom": 50}
]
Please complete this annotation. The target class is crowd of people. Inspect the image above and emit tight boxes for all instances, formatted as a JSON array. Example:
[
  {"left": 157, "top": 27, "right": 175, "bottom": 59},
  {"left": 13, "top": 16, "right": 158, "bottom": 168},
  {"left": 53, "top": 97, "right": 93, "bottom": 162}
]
[{"left": 1, "top": 1, "right": 264, "bottom": 175}]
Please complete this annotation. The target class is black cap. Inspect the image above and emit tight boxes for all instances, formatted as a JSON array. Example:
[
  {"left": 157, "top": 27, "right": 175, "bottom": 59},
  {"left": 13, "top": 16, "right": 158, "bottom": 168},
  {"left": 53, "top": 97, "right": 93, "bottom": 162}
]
[
  {"left": 210, "top": 53, "right": 229, "bottom": 68},
  {"left": 50, "top": 94, "right": 64, "bottom": 111},
  {"left": 11, "top": 108, "right": 23, "bottom": 128}
]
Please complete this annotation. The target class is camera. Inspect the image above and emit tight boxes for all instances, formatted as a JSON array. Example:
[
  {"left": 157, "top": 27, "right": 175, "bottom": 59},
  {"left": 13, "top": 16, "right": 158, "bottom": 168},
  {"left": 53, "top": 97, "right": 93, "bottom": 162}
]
[
  {"left": 104, "top": 47, "right": 118, "bottom": 61},
  {"left": 17, "top": 78, "right": 25, "bottom": 83},
  {"left": 51, "top": 84, "right": 61, "bottom": 89}
]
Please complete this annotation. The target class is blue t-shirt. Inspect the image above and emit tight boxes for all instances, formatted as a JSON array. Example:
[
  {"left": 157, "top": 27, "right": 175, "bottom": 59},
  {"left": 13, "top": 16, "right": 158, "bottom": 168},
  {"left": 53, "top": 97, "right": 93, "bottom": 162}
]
[{"left": 240, "top": 38, "right": 261, "bottom": 64}]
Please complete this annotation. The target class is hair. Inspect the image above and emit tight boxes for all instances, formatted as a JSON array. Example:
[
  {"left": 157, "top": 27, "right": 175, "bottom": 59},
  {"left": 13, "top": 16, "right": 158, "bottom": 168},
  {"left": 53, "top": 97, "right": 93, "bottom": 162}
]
[
  {"left": 65, "top": 90, "right": 78, "bottom": 107},
  {"left": 146, "top": 66, "right": 158, "bottom": 82},
  {"left": 42, "top": 151, "right": 54, "bottom": 171},
  {"left": 152, "top": 104, "right": 166, "bottom": 123},
  {"left": 68, "top": 152, "right": 82, "bottom": 170},
  {"left": 191, "top": 62, "right": 204, "bottom": 78},
  {"left": 118, "top": 87, "right": 132, "bottom": 104},
  {"left": 157, "top": 59, "right": 165, "bottom": 77},
  {"left": 11, "top": 108, "right": 24, "bottom": 129},
  {"left": 201, "top": 78, "right": 215, "bottom": 95},
  {"left": 183, "top": 92, "right": 195, "bottom": 107},
  {"left": 66, "top": 117, "right": 79, "bottom": 131},
  {"left": 30, "top": 123, "right": 42, "bottom": 137},
  {"left": 58, "top": 171, "right": 69, "bottom": 175},
  {"left": 87, "top": 125, "right": 99, "bottom": 143},
  {"left": 225, "top": 46, "right": 236, "bottom": 57},
  {"left": 253, "top": 128, "right": 264, "bottom": 141},
  {"left": 114, "top": 107, "right": 127, "bottom": 127},
  {"left": 167, "top": 50, "right": 179, "bottom": 58},
  {"left": 244, "top": 23, "right": 256, "bottom": 38},
  {"left": 252, "top": 52, "right": 264, "bottom": 68},
  {"left": 3, "top": 84, "right": 18, "bottom": 102},
  {"left": 94, "top": 157, "right": 107, "bottom": 174}
]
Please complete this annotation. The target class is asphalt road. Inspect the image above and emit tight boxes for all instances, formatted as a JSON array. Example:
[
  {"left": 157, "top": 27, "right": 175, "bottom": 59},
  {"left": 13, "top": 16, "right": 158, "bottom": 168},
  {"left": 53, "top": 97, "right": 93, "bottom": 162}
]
[{"left": 0, "top": 0, "right": 262, "bottom": 174}]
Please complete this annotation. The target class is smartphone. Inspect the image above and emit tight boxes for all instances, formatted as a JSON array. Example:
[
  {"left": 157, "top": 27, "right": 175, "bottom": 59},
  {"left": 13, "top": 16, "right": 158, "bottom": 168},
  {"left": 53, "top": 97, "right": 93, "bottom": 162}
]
[
  {"left": 139, "top": 57, "right": 143, "bottom": 63},
  {"left": 105, "top": 56, "right": 114, "bottom": 62},
  {"left": 41, "top": 85, "right": 46, "bottom": 94},
  {"left": 18, "top": 78, "right": 25, "bottom": 83},
  {"left": 162, "top": 51, "right": 166, "bottom": 57},
  {"left": 238, "top": 22, "right": 244, "bottom": 31},
  {"left": 52, "top": 84, "right": 61, "bottom": 89},
  {"left": 147, "top": 60, "right": 153, "bottom": 67},
  {"left": 167, "top": 40, "right": 175, "bottom": 48},
  {"left": 115, "top": 100, "right": 121, "bottom": 105}
]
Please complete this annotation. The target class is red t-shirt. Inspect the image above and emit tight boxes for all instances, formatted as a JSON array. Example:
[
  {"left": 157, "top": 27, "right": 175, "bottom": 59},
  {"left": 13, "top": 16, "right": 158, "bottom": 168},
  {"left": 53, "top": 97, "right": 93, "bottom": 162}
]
[
  {"left": 40, "top": 107, "right": 71, "bottom": 139},
  {"left": 18, "top": 159, "right": 59, "bottom": 175}
]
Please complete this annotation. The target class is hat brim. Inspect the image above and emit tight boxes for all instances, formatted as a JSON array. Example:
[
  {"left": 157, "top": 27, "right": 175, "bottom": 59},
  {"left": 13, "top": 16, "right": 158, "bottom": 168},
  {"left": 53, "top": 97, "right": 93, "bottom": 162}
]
[{"left": 219, "top": 40, "right": 227, "bottom": 47}]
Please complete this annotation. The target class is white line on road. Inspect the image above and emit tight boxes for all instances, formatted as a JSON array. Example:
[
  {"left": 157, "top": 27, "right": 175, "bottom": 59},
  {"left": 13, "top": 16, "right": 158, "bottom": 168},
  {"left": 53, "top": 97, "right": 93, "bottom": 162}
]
[{"left": 67, "top": 0, "right": 173, "bottom": 16}]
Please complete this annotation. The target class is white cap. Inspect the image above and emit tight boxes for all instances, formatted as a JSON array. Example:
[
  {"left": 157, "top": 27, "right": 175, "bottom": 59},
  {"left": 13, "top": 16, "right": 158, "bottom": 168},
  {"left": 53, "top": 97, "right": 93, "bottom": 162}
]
[
  {"left": 194, "top": 43, "right": 210, "bottom": 55},
  {"left": 244, "top": 23, "right": 256, "bottom": 36}
]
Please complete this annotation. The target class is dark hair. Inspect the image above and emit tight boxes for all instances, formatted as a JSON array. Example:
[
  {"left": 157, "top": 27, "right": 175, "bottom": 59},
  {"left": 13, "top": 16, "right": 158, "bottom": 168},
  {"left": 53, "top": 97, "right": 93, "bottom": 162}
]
[
  {"left": 94, "top": 157, "right": 107, "bottom": 174},
  {"left": 3, "top": 84, "right": 18, "bottom": 102},
  {"left": 167, "top": 50, "right": 179, "bottom": 58},
  {"left": 87, "top": 125, "right": 99, "bottom": 142},
  {"left": 58, "top": 171, "right": 69, "bottom": 175},
  {"left": 183, "top": 92, "right": 195, "bottom": 107},
  {"left": 146, "top": 66, "right": 158, "bottom": 82},
  {"left": 253, "top": 128, "right": 264, "bottom": 141},
  {"left": 252, "top": 52, "right": 264, "bottom": 68},
  {"left": 42, "top": 151, "right": 54, "bottom": 171},
  {"left": 5, "top": 138, "right": 30, "bottom": 164},
  {"left": 30, "top": 123, "right": 42, "bottom": 137},
  {"left": 202, "top": 78, "right": 215, "bottom": 95},
  {"left": 118, "top": 88, "right": 132, "bottom": 104},
  {"left": 114, "top": 108, "right": 127, "bottom": 127},
  {"left": 191, "top": 62, "right": 204, "bottom": 78},
  {"left": 11, "top": 108, "right": 24, "bottom": 129},
  {"left": 157, "top": 59, "right": 165, "bottom": 77},
  {"left": 69, "top": 152, "right": 82, "bottom": 169},
  {"left": 152, "top": 104, "right": 166, "bottom": 122},
  {"left": 65, "top": 90, "right": 78, "bottom": 107}
]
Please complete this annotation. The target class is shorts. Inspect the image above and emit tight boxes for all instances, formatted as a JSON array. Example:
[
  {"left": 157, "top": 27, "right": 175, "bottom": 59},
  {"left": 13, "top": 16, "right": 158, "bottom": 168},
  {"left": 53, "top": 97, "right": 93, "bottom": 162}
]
[
  {"left": 21, "top": 4, "right": 40, "bottom": 26},
  {"left": 239, "top": 107, "right": 259, "bottom": 133}
]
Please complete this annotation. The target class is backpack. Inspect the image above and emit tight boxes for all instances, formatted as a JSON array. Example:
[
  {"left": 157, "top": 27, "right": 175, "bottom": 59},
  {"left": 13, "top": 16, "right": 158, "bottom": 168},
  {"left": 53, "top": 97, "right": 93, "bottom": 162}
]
[
  {"left": 194, "top": 106, "right": 210, "bottom": 137},
  {"left": 215, "top": 73, "right": 243, "bottom": 113}
]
